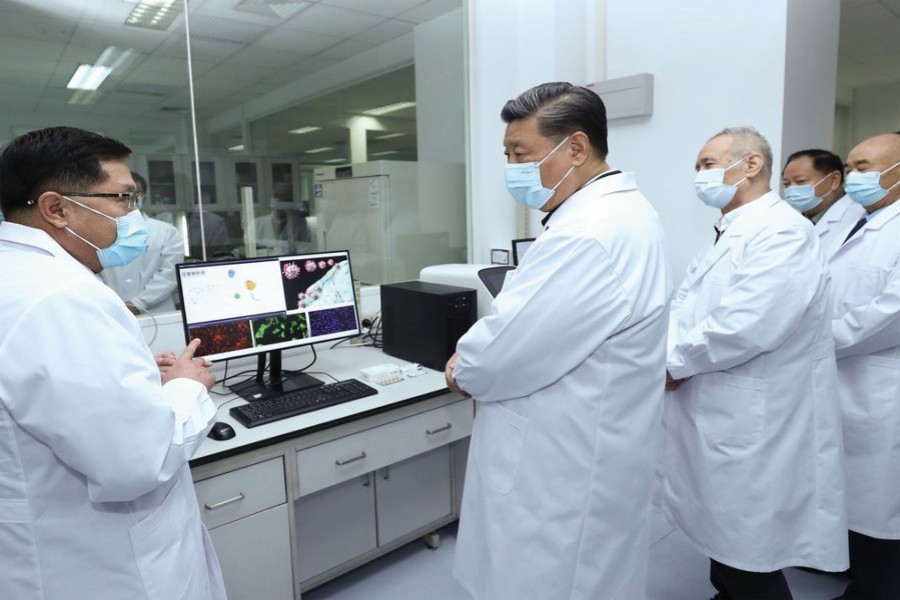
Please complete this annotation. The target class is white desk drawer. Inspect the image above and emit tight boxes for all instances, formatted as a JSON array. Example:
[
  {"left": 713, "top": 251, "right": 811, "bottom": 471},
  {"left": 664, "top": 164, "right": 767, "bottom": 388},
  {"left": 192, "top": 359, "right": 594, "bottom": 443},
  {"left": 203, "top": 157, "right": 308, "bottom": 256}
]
[
  {"left": 297, "top": 399, "right": 473, "bottom": 496},
  {"left": 195, "top": 457, "right": 286, "bottom": 529}
]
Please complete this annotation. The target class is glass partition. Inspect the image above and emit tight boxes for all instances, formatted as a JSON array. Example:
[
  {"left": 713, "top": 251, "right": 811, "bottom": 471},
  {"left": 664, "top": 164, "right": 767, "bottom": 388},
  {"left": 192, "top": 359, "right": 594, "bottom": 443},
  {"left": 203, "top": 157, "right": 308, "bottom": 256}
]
[{"left": 2, "top": 0, "right": 466, "bottom": 312}]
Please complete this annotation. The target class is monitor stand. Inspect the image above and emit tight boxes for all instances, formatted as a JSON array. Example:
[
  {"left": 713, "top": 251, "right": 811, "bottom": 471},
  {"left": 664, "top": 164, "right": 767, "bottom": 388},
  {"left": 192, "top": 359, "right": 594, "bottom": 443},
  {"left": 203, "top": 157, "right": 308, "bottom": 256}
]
[{"left": 228, "top": 350, "right": 324, "bottom": 403}]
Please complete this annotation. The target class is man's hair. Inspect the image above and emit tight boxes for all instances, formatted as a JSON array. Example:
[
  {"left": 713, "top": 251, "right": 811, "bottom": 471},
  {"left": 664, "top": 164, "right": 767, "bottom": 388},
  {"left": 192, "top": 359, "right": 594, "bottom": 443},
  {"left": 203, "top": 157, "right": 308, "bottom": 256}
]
[
  {"left": 782, "top": 149, "right": 845, "bottom": 184},
  {"left": 710, "top": 126, "right": 773, "bottom": 180},
  {"left": 130, "top": 171, "right": 148, "bottom": 194},
  {"left": 0, "top": 126, "right": 131, "bottom": 217},
  {"left": 500, "top": 82, "right": 609, "bottom": 159}
]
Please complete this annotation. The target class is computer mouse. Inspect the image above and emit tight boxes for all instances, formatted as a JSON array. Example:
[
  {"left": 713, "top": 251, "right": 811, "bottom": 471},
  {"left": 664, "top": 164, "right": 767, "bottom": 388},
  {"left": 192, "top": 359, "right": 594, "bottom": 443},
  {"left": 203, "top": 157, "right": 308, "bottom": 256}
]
[{"left": 208, "top": 421, "right": 236, "bottom": 441}]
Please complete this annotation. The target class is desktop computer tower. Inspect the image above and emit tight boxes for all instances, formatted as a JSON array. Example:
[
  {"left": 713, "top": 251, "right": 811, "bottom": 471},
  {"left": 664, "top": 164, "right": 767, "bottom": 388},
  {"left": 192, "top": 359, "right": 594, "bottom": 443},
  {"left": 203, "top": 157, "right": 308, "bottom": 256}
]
[{"left": 380, "top": 281, "right": 477, "bottom": 371}]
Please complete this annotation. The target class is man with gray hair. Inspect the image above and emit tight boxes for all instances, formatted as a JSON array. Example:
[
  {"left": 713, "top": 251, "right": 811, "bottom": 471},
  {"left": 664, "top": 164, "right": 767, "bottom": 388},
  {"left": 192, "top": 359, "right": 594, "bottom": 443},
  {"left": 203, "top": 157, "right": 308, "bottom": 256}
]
[{"left": 663, "top": 127, "right": 848, "bottom": 599}]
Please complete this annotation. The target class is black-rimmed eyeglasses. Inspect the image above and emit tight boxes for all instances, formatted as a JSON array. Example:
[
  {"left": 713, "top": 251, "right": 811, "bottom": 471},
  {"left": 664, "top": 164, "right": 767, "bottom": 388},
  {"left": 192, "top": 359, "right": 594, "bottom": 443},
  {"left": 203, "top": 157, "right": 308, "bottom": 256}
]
[{"left": 27, "top": 192, "right": 141, "bottom": 211}]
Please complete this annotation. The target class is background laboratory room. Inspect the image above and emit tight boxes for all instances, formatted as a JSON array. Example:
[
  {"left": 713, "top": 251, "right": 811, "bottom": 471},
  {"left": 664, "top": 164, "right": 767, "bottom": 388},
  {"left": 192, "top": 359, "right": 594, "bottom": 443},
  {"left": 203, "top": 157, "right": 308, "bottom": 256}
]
[{"left": 0, "top": 1, "right": 898, "bottom": 600}]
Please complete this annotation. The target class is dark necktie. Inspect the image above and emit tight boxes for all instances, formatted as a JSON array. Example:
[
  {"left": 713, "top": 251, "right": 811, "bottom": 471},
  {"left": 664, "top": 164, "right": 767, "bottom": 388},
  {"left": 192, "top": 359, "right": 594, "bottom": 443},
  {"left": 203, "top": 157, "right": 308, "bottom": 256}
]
[
  {"left": 714, "top": 226, "right": 724, "bottom": 245},
  {"left": 843, "top": 217, "right": 867, "bottom": 244}
]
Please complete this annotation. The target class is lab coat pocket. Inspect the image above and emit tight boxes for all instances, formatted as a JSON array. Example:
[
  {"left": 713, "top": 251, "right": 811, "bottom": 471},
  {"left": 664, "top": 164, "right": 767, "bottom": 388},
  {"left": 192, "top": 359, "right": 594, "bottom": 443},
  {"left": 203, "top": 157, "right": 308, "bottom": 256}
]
[
  {"left": 696, "top": 372, "right": 766, "bottom": 447},
  {"left": 476, "top": 402, "right": 528, "bottom": 495},
  {"left": 837, "top": 262, "right": 883, "bottom": 309},
  {"left": 837, "top": 355, "right": 899, "bottom": 420},
  {"left": 129, "top": 478, "right": 206, "bottom": 600}
]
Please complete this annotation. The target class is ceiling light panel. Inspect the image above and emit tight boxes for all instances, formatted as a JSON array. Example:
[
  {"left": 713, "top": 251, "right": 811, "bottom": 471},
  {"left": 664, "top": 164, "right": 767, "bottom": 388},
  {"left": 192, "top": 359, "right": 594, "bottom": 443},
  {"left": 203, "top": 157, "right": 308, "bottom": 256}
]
[
  {"left": 289, "top": 126, "right": 321, "bottom": 134},
  {"left": 362, "top": 101, "right": 416, "bottom": 116},
  {"left": 125, "top": 0, "right": 182, "bottom": 31},
  {"left": 305, "top": 146, "right": 334, "bottom": 154}
]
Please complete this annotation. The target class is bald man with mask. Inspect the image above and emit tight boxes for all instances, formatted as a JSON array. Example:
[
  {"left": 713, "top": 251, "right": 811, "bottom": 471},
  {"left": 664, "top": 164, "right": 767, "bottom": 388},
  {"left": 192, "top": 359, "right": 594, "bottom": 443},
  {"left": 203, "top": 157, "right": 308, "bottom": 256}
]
[{"left": 829, "top": 133, "right": 900, "bottom": 600}]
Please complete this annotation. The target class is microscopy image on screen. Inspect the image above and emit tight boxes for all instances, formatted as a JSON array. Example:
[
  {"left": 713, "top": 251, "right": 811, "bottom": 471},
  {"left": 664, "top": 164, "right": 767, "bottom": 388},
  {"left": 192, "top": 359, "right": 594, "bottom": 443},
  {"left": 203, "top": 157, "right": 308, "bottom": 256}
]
[
  {"left": 188, "top": 320, "right": 254, "bottom": 357},
  {"left": 251, "top": 313, "right": 309, "bottom": 347},
  {"left": 308, "top": 305, "right": 358, "bottom": 337},
  {"left": 280, "top": 255, "right": 354, "bottom": 311}
]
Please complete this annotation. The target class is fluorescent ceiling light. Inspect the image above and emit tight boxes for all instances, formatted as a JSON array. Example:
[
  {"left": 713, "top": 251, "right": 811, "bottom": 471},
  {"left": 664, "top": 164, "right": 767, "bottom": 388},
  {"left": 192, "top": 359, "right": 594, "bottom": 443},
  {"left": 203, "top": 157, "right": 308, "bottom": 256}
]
[
  {"left": 288, "top": 126, "right": 321, "bottom": 135},
  {"left": 228, "top": 144, "right": 245, "bottom": 152},
  {"left": 370, "top": 150, "right": 400, "bottom": 157},
  {"left": 323, "top": 158, "right": 346, "bottom": 164},
  {"left": 362, "top": 101, "right": 416, "bottom": 116},
  {"left": 374, "top": 133, "right": 405, "bottom": 140},
  {"left": 66, "top": 46, "right": 135, "bottom": 91},
  {"left": 305, "top": 147, "right": 334, "bottom": 154},
  {"left": 67, "top": 65, "right": 113, "bottom": 91},
  {"left": 125, "top": 0, "right": 182, "bottom": 31}
]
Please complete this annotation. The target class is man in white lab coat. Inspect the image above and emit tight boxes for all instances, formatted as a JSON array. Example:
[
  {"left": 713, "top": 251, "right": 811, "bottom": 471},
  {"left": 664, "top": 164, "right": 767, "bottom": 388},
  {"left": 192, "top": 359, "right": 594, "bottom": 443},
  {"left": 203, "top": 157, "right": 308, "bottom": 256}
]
[
  {"left": 829, "top": 132, "right": 900, "bottom": 600},
  {"left": 445, "top": 82, "right": 672, "bottom": 600},
  {"left": 100, "top": 171, "right": 184, "bottom": 313},
  {"left": 0, "top": 127, "right": 226, "bottom": 600},
  {"left": 781, "top": 148, "right": 865, "bottom": 259},
  {"left": 663, "top": 127, "right": 848, "bottom": 599}
]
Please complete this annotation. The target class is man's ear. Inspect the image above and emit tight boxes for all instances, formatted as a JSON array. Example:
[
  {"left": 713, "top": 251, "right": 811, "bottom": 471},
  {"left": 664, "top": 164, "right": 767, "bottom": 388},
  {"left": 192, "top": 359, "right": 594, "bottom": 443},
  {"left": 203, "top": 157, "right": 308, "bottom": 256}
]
[
  {"left": 744, "top": 152, "right": 765, "bottom": 179},
  {"left": 37, "top": 192, "right": 69, "bottom": 229},
  {"left": 569, "top": 131, "right": 591, "bottom": 167},
  {"left": 826, "top": 170, "right": 843, "bottom": 195}
]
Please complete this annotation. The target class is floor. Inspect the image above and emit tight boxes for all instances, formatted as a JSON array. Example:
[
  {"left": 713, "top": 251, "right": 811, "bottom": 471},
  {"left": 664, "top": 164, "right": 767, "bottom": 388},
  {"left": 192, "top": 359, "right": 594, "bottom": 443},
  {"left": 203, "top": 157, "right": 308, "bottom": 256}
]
[{"left": 303, "top": 506, "right": 850, "bottom": 600}]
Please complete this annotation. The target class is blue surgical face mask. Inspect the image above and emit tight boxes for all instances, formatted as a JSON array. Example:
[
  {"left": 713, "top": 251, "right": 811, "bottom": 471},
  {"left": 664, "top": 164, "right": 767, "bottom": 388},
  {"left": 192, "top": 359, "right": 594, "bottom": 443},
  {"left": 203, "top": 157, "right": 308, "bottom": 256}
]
[
  {"left": 845, "top": 162, "right": 900, "bottom": 207},
  {"left": 504, "top": 136, "right": 575, "bottom": 209},
  {"left": 784, "top": 173, "right": 831, "bottom": 212},
  {"left": 64, "top": 196, "right": 149, "bottom": 268},
  {"left": 694, "top": 156, "right": 748, "bottom": 209}
]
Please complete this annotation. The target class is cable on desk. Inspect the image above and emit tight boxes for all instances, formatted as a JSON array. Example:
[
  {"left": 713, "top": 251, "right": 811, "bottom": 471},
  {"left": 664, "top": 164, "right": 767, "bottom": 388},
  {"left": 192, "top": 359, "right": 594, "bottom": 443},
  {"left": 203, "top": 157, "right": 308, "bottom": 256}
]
[
  {"left": 282, "top": 343, "right": 318, "bottom": 375},
  {"left": 305, "top": 371, "right": 340, "bottom": 383},
  {"left": 214, "top": 396, "right": 245, "bottom": 410}
]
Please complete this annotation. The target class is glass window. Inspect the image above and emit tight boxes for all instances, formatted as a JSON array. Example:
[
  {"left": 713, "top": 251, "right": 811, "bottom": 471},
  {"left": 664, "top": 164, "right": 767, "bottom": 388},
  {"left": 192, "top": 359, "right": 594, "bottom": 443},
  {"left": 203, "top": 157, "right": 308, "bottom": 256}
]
[{"left": 2, "top": 0, "right": 466, "bottom": 313}]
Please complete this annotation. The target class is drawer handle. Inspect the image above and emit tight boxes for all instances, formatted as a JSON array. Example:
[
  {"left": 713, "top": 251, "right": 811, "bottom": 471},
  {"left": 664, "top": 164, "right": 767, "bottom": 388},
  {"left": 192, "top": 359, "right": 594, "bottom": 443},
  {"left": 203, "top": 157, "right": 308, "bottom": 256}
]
[
  {"left": 426, "top": 423, "right": 453, "bottom": 435},
  {"left": 204, "top": 493, "right": 245, "bottom": 511},
  {"left": 335, "top": 451, "right": 367, "bottom": 466}
]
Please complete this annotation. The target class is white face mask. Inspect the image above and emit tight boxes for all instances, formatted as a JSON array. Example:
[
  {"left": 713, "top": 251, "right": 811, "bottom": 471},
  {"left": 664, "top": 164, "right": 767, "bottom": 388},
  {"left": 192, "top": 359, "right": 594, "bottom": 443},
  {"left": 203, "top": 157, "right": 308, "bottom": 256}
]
[
  {"left": 694, "top": 156, "right": 748, "bottom": 209},
  {"left": 64, "top": 196, "right": 149, "bottom": 268},
  {"left": 504, "top": 136, "right": 574, "bottom": 210},
  {"left": 784, "top": 173, "right": 831, "bottom": 213},
  {"left": 845, "top": 162, "right": 900, "bottom": 207}
]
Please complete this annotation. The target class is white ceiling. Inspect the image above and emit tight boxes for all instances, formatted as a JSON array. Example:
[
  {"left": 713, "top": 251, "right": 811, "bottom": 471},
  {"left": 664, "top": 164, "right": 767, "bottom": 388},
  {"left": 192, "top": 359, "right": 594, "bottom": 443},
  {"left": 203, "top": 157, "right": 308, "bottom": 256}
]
[{"left": 0, "top": 0, "right": 895, "bottom": 153}]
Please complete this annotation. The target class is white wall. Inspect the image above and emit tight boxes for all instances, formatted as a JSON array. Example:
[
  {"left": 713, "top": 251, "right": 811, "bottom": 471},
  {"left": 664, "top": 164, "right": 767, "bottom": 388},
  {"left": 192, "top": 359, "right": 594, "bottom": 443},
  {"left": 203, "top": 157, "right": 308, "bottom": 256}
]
[
  {"left": 605, "top": 0, "right": 839, "bottom": 280},
  {"left": 466, "top": 0, "right": 604, "bottom": 263}
]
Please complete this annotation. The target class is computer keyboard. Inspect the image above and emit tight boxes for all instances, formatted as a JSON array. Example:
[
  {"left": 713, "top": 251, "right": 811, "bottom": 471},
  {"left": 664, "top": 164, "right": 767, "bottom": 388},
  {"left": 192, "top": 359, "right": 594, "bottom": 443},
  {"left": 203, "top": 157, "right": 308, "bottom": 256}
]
[{"left": 229, "top": 379, "right": 379, "bottom": 428}]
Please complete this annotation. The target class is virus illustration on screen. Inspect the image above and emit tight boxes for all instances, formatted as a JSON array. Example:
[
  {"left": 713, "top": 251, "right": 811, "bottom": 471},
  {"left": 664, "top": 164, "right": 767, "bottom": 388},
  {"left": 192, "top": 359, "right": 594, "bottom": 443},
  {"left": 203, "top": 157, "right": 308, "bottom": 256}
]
[
  {"left": 304, "top": 260, "right": 317, "bottom": 272},
  {"left": 282, "top": 262, "right": 301, "bottom": 280}
]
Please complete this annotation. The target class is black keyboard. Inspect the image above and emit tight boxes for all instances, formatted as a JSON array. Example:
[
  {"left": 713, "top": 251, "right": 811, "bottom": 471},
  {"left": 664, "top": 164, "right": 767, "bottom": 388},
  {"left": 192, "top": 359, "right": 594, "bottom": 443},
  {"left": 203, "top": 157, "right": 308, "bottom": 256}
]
[{"left": 230, "top": 379, "right": 379, "bottom": 428}]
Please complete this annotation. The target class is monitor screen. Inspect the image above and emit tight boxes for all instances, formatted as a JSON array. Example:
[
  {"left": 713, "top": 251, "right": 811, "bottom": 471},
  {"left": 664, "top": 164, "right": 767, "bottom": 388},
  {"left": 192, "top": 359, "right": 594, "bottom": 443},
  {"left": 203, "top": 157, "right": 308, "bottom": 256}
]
[
  {"left": 176, "top": 251, "right": 361, "bottom": 362},
  {"left": 512, "top": 238, "right": 535, "bottom": 266}
]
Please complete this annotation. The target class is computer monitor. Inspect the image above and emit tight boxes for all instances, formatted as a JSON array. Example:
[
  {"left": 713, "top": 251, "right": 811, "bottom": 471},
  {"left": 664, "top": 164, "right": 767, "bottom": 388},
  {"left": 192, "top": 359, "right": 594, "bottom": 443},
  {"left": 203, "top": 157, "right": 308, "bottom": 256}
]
[
  {"left": 512, "top": 238, "right": 535, "bottom": 266},
  {"left": 176, "top": 251, "right": 361, "bottom": 401}
]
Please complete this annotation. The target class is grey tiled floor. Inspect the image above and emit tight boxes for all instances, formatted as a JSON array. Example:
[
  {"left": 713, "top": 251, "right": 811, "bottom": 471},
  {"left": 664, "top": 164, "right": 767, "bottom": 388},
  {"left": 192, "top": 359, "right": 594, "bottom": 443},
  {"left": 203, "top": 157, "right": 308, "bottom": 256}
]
[{"left": 303, "top": 506, "right": 850, "bottom": 600}]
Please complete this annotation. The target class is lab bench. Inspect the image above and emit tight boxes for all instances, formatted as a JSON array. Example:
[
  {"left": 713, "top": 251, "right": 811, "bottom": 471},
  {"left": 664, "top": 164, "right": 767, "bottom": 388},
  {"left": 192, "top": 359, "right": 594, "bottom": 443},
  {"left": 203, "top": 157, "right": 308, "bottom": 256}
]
[{"left": 189, "top": 345, "right": 473, "bottom": 600}]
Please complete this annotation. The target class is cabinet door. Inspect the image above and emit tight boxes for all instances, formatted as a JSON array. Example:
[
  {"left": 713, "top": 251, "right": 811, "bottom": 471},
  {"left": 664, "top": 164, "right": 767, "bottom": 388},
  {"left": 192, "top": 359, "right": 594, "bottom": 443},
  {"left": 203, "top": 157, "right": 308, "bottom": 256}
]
[
  {"left": 295, "top": 474, "right": 377, "bottom": 582},
  {"left": 375, "top": 446, "right": 452, "bottom": 546},
  {"left": 208, "top": 504, "right": 293, "bottom": 600},
  {"left": 146, "top": 158, "right": 183, "bottom": 210}
]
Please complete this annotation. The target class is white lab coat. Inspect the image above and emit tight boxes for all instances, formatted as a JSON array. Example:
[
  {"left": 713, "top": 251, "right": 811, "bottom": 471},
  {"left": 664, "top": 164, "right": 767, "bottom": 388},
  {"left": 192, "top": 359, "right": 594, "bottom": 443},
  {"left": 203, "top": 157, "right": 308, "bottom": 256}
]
[
  {"left": 828, "top": 198, "right": 900, "bottom": 540},
  {"left": 814, "top": 194, "right": 866, "bottom": 261},
  {"left": 664, "top": 192, "right": 848, "bottom": 572},
  {"left": 0, "top": 222, "right": 225, "bottom": 600},
  {"left": 99, "top": 215, "right": 184, "bottom": 312},
  {"left": 452, "top": 172, "right": 672, "bottom": 600}
]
